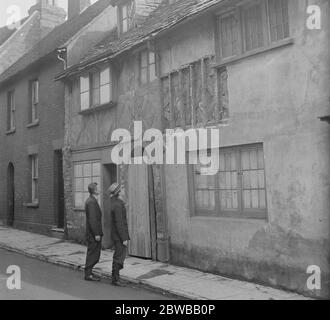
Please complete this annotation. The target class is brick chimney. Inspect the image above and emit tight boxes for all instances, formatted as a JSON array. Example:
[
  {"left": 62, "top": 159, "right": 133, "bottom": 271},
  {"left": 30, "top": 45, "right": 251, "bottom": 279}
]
[
  {"left": 29, "top": 0, "right": 67, "bottom": 37},
  {"left": 68, "top": 0, "right": 92, "bottom": 19}
]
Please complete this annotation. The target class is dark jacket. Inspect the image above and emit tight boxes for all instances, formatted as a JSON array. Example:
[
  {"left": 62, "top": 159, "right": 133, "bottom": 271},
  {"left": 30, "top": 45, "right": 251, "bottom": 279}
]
[
  {"left": 110, "top": 197, "right": 130, "bottom": 242},
  {"left": 85, "top": 195, "right": 103, "bottom": 239}
]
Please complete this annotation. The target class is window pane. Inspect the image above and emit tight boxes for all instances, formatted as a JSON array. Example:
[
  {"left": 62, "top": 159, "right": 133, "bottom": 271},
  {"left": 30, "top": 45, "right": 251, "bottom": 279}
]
[
  {"left": 149, "top": 63, "right": 157, "bottom": 81},
  {"left": 84, "top": 177, "right": 92, "bottom": 191},
  {"left": 141, "top": 51, "right": 148, "bottom": 68},
  {"left": 75, "top": 164, "right": 83, "bottom": 177},
  {"left": 75, "top": 178, "right": 84, "bottom": 192},
  {"left": 83, "top": 163, "right": 92, "bottom": 177},
  {"left": 75, "top": 193, "right": 84, "bottom": 208},
  {"left": 141, "top": 68, "right": 148, "bottom": 84},
  {"left": 81, "top": 92, "right": 90, "bottom": 110},
  {"left": 243, "top": 190, "right": 251, "bottom": 209},
  {"left": 92, "top": 88, "right": 100, "bottom": 106},
  {"left": 92, "top": 71, "right": 100, "bottom": 89},
  {"left": 80, "top": 75, "right": 89, "bottom": 93},
  {"left": 258, "top": 170, "right": 265, "bottom": 188},
  {"left": 100, "top": 84, "right": 110, "bottom": 104},
  {"left": 259, "top": 190, "right": 266, "bottom": 208},
  {"left": 100, "top": 68, "right": 110, "bottom": 85},
  {"left": 92, "top": 162, "right": 101, "bottom": 177}
]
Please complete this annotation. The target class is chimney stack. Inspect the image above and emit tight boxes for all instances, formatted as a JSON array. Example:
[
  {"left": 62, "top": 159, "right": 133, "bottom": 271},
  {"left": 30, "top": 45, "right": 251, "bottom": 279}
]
[
  {"left": 68, "top": 0, "right": 92, "bottom": 19},
  {"left": 29, "top": 0, "right": 67, "bottom": 38}
]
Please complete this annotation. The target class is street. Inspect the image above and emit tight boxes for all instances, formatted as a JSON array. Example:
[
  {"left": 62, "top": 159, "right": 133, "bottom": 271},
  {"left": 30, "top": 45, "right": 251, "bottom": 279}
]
[{"left": 0, "top": 249, "right": 176, "bottom": 300}]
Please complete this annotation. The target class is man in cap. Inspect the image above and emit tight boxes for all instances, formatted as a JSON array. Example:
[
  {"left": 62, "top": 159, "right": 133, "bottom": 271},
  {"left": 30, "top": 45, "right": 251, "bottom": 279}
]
[
  {"left": 84, "top": 182, "right": 103, "bottom": 281},
  {"left": 108, "top": 182, "right": 130, "bottom": 286}
]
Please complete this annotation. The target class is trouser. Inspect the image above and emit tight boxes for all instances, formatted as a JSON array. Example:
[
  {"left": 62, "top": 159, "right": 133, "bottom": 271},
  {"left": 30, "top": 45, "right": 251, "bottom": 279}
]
[
  {"left": 112, "top": 240, "right": 127, "bottom": 282},
  {"left": 85, "top": 237, "right": 102, "bottom": 277}
]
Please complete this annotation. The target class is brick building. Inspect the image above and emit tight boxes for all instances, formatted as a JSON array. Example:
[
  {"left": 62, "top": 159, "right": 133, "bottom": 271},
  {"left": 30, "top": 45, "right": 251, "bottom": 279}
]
[
  {"left": 0, "top": 0, "right": 115, "bottom": 237},
  {"left": 57, "top": 0, "right": 330, "bottom": 298}
]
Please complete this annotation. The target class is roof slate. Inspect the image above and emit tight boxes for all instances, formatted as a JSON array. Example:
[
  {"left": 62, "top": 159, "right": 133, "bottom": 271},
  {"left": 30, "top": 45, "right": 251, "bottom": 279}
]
[
  {"left": 0, "top": 17, "right": 29, "bottom": 47},
  {"left": 0, "top": 0, "right": 111, "bottom": 85},
  {"left": 56, "top": 0, "right": 223, "bottom": 79}
]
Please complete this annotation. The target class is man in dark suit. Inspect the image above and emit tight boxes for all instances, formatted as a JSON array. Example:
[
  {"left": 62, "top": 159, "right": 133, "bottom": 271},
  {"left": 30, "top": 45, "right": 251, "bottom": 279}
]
[
  {"left": 108, "top": 183, "right": 130, "bottom": 286},
  {"left": 84, "top": 183, "right": 103, "bottom": 281}
]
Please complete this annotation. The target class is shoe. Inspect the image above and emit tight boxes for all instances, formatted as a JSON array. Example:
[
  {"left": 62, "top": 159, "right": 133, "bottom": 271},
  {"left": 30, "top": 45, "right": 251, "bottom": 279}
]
[
  {"left": 85, "top": 275, "right": 101, "bottom": 282},
  {"left": 112, "top": 280, "right": 126, "bottom": 287}
]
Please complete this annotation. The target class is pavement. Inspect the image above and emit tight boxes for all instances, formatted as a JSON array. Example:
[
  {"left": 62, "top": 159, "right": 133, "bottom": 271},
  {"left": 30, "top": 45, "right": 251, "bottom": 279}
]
[{"left": 0, "top": 226, "right": 311, "bottom": 300}]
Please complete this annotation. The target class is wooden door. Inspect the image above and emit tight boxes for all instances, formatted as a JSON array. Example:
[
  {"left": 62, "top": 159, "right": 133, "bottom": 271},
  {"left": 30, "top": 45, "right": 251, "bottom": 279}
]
[{"left": 128, "top": 161, "right": 151, "bottom": 258}]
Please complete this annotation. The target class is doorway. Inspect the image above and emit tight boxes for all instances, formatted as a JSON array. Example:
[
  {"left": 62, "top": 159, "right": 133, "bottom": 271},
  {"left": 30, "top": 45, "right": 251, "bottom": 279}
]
[
  {"left": 128, "top": 159, "right": 155, "bottom": 259},
  {"left": 7, "top": 163, "right": 14, "bottom": 227},
  {"left": 54, "top": 150, "right": 65, "bottom": 228}
]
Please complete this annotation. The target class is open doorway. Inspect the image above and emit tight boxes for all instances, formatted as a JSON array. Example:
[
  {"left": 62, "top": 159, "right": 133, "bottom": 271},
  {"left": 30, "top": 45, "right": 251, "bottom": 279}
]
[
  {"left": 54, "top": 150, "right": 65, "bottom": 228},
  {"left": 7, "top": 163, "right": 15, "bottom": 227}
]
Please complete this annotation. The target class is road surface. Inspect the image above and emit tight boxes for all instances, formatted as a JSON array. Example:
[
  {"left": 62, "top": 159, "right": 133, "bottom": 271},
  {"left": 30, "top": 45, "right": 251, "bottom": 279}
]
[{"left": 0, "top": 249, "right": 176, "bottom": 300}]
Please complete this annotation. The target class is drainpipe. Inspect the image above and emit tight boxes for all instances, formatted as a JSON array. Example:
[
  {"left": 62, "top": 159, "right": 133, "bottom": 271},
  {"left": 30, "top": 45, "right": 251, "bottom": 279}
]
[{"left": 57, "top": 47, "right": 67, "bottom": 70}]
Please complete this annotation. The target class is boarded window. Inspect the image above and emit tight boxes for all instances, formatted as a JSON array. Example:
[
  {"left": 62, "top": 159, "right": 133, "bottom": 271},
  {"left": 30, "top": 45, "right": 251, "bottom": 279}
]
[
  {"left": 161, "top": 56, "right": 227, "bottom": 128},
  {"left": 190, "top": 144, "right": 267, "bottom": 219},
  {"left": 74, "top": 161, "right": 101, "bottom": 208},
  {"left": 268, "top": 0, "right": 290, "bottom": 42},
  {"left": 217, "top": 0, "right": 290, "bottom": 60},
  {"left": 242, "top": 3, "right": 264, "bottom": 51},
  {"left": 219, "top": 12, "right": 239, "bottom": 58}
]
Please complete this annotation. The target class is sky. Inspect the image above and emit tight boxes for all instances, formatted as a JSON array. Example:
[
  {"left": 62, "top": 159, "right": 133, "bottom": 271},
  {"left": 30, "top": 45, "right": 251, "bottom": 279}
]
[{"left": 0, "top": 0, "right": 68, "bottom": 28}]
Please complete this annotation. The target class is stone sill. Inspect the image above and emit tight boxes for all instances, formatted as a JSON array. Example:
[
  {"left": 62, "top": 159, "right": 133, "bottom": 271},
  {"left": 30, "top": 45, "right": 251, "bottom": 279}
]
[
  {"left": 27, "top": 120, "right": 40, "bottom": 128},
  {"left": 51, "top": 227, "right": 65, "bottom": 233},
  {"left": 23, "top": 202, "right": 39, "bottom": 208},
  {"left": 6, "top": 128, "right": 16, "bottom": 135},
  {"left": 79, "top": 101, "right": 117, "bottom": 116},
  {"left": 213, "top": 38, "right": 294, "bottom": 69}
]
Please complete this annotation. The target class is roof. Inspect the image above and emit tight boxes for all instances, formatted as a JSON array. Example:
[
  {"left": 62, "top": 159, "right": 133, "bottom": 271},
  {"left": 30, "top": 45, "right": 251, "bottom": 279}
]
[
  {"left": 56, "top": 0, "right": 223, "bottom": 80},
  {"left": 0, "top": 0, "right": 112, "bottom": 85},
  {"left": 0, "top": 17, "right": 29, "bottom": 46}
]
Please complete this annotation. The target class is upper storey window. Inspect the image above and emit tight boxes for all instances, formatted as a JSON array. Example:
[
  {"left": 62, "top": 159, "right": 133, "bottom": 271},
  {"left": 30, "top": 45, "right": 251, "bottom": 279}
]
[
  {"left": 119, "top": 0, "right": 136, "bottom": 34},
  {"left": 217, "top": 0, "right": 290, "bottom": 61}
]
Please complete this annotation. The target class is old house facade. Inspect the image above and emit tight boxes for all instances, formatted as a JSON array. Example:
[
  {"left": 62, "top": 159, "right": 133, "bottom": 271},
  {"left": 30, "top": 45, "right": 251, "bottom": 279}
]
[
  {"left": 57, "top": 0, "right": 329, "bottom": 298},
  {"left": 0, "top": 0, "right": 116, "bottom": 236}
]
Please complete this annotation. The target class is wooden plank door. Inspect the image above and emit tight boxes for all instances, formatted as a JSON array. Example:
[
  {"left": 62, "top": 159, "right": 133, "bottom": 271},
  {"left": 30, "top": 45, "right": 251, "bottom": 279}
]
[{"left": 128, "top": 161, "right": 152, "bottom": 258}]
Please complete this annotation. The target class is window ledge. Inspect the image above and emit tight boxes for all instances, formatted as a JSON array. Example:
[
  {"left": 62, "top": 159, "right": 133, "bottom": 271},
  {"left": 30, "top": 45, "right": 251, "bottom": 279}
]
[
  {"left": 191, "top": 215, "right": 267, "bottom": 224},
  {"left": 73, "top": 208, "right": 85, "bottom": 212},
  {"left": 23, "top": 202, "right": 39, "bottom": 208},
  {"left": 79, "top": 102, "right": 117, "bottom": 116},
  {"left": 214, "top": 38, "right": 294, "bottom": 69},
  {"left": 27, "top": 120, "right": 39, "bottom": 128},
  {"left": 6, "top": 128, "right": 16, "bottom": 135}
]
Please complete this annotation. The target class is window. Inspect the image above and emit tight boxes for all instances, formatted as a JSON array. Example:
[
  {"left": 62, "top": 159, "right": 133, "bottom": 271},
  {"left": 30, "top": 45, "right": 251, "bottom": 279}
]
[
  {"left": 217, "top": 0, "right": 290, "bottom": 61},
  {"left": 30, "top": 80, "right": 39, "bottom": 123},
  {"left": 119, "top": 0, "right": 135, "bottom": 34},
  {"left": 79, "top": 67, "right": 112, "bottom": 111},
  {"left": 7, "top": 90, "right": 15, "bottom": 131},
  {"left": 30, "top": 154, "right": 39, "bottom": 204},
  {"left": 74, "top": 161, "right": 101, "bottom": 208},
  {"left": 190, "top": 144, "right": 267, "bottom": 219},
  {"left": 140, "top": 50, "right": 157, "bottom": 84}
]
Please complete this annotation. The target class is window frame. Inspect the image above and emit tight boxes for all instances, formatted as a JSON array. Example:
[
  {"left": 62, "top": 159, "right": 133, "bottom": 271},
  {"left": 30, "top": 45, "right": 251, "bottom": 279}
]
[
  {"left": 119, "top": 0, "right": 135, "bottom": 35},
  {"left": 73, "top": 160, "right": 101, "bottom": 209},
  {"left": 188, "top": 143, "right": 268, "bottom": 220},
  {"left": 79, "top": 66, "right": 113, "bottom": 111},
  {"left": 139, "top": 49, "right": 157, "bottom": 84},
  {"left": 7, "top": 90, "right": 15, "bottom": 132},
  {"left": 30, "top": 79, "right": 39, "bottom": 123},
  {"left": 31, "top": 154, "right": 39, "bottom": 204},
  {"left": 216, "top": 0, "right": 290, "bottom": 63}
]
